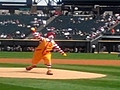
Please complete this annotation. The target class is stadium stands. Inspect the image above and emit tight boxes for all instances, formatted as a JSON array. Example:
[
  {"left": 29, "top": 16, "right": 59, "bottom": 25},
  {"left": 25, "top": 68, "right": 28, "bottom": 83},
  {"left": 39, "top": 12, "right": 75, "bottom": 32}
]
[
  {"left": 0, "top": 14, "right": 49, "bottom": 39},
  {"left": 40, "top": 15, "right": 106, "bottom": 40}
]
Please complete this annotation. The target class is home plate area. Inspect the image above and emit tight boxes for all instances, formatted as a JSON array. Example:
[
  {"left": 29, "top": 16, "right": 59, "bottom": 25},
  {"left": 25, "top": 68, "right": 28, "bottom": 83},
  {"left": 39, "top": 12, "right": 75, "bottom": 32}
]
[{"left": 0, "top": 68, "right": 106, "bottom": 79}]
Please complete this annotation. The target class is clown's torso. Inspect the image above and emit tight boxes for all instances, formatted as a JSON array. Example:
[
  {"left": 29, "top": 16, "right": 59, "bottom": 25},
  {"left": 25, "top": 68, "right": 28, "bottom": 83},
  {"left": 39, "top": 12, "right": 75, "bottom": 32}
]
[
  {"left": 33, "top": 32, "right": 65, "bottom": 55},
  {"left": 36, "top": 38, "right": 55, "bottom": 55}
]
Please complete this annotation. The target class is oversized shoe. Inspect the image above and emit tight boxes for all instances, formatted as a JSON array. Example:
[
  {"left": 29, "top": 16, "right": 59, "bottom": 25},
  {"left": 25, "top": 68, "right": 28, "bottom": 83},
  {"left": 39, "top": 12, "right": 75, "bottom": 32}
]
[
  {"left": 46, "top": 70, "right": 53, "bottom": 75},
  {"left": 26, "top": 65, "right": 36, "bottom": 71}
]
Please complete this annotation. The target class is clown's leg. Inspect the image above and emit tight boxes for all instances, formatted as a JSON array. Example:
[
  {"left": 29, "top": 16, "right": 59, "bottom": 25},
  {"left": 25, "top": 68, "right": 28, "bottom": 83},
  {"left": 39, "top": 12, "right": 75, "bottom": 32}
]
[
  {"left": 26, "top": 50, "right": 43, "bottom": 71},
  {"left": 46, "top": 65, "right": 53, "bottom": 75},
  {"left": 26, "top": 65, "right": 36, "bottom": 71},
  {"left": 43, "top": 54, "right": 53, "bottom": 75}
]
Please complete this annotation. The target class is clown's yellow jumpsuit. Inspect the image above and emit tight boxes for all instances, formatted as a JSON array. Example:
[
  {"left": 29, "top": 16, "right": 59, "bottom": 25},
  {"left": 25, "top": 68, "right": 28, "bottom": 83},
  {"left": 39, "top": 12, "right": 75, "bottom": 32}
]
[{"left": 30, "top": 32, "right": 66, "bottom": 69}]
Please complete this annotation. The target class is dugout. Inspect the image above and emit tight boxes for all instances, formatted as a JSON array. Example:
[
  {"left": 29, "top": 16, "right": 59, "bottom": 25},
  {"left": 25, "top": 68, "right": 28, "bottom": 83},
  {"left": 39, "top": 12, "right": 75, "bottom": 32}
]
[{"left": 97, "top": 40, "right": 120, "bottom": 53}]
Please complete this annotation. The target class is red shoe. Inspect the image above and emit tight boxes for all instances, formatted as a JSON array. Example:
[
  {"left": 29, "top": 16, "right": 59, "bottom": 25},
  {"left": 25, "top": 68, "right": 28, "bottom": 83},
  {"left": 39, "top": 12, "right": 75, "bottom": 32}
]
[
  {"left": 46, "top": 70, "right": 53, "bottom": 75},
  {"left": 26, "top": 65, "right": 36, "bottom": 71}
]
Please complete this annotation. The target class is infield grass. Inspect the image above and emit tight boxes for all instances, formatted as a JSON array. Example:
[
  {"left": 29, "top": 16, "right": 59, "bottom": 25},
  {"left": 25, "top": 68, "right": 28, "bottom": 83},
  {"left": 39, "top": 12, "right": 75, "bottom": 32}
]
[
  {"left": 0, "top": 51, "right": 120, "bottom": 90},
  {"left": 0, "top": 51, "right": 120, "bottom": 60}
]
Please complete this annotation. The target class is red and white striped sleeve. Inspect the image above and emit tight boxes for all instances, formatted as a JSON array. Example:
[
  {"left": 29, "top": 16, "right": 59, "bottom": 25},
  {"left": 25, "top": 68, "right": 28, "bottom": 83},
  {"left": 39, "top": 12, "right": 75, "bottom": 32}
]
[
  {"left": 53, "top": 43, "right": 65, "bottom": 54},
  {"left": 33, "top": 32, "right": 44, "bottom": 41}
]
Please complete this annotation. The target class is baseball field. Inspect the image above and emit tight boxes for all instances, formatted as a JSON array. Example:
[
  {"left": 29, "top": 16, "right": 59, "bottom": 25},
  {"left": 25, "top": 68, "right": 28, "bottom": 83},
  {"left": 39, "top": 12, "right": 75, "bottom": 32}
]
[{"left": 0, "top": 52, "right": 120, "bottom": 90}]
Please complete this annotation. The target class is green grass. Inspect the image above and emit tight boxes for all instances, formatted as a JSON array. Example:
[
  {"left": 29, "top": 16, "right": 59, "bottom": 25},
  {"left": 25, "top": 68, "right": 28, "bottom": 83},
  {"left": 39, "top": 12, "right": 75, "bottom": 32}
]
[
  {"left": 0, "top": 51, "right": 120, "bottom": 60},
  {"left": 0, "top": 51, "right": 120, "bottom": 90}
]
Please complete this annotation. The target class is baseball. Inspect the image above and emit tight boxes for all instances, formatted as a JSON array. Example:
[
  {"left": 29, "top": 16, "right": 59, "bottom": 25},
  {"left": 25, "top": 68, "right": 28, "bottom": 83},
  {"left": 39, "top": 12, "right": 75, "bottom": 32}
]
[{"left": 31, "top": 27, "right": 36, "bottom": 32}]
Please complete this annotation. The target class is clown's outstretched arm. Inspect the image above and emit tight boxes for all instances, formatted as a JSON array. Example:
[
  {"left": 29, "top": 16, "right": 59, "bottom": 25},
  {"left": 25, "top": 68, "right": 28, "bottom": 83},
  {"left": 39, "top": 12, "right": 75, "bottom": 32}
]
[
  {"left": 53, "top": 44, "right": 67, "bottom": 56},
  {"left": 31, "top": 28, "right": 44, "bottom": 41}
]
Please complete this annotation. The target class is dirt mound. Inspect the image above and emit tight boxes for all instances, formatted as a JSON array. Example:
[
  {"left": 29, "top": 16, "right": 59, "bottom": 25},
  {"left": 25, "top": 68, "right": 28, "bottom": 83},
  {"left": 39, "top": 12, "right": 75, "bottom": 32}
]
[{"left": 0, "top": 68, "right": 106, "bottom": 79}]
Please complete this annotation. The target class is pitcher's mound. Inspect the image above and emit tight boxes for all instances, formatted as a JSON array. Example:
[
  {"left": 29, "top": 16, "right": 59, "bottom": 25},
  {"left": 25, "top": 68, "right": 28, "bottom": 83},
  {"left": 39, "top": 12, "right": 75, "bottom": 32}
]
[{"left": 0, "top": 68, "right": 106, "bottom": 79}]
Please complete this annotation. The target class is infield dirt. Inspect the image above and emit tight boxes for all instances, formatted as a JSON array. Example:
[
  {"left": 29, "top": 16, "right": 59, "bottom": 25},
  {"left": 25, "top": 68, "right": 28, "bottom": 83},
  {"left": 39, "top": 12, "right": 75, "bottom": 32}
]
[{"left": 0, "top": 58, "right": 120, "bottom": 79}]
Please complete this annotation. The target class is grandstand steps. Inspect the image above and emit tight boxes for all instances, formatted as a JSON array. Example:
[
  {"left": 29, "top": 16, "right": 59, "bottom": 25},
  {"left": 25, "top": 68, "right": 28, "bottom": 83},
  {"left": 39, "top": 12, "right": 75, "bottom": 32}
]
[
  {"left": 38, "top": 15, "right": 58, "bottom": 32},
  {"left": 89, "top": 21, "right": 120, "bottom": 52},
  {"left": 26, "top": 15, "right": 58, "bottom": 39},
  {"left": 109, "top": 21, "right": 120, "bottom": 30}
]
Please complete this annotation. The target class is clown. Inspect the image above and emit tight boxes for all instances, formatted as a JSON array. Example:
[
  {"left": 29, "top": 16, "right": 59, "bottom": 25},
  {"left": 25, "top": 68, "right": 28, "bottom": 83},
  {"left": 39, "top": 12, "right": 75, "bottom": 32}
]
[{"left": 26, "top": 29, "right": 67, "bottom": 75}]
